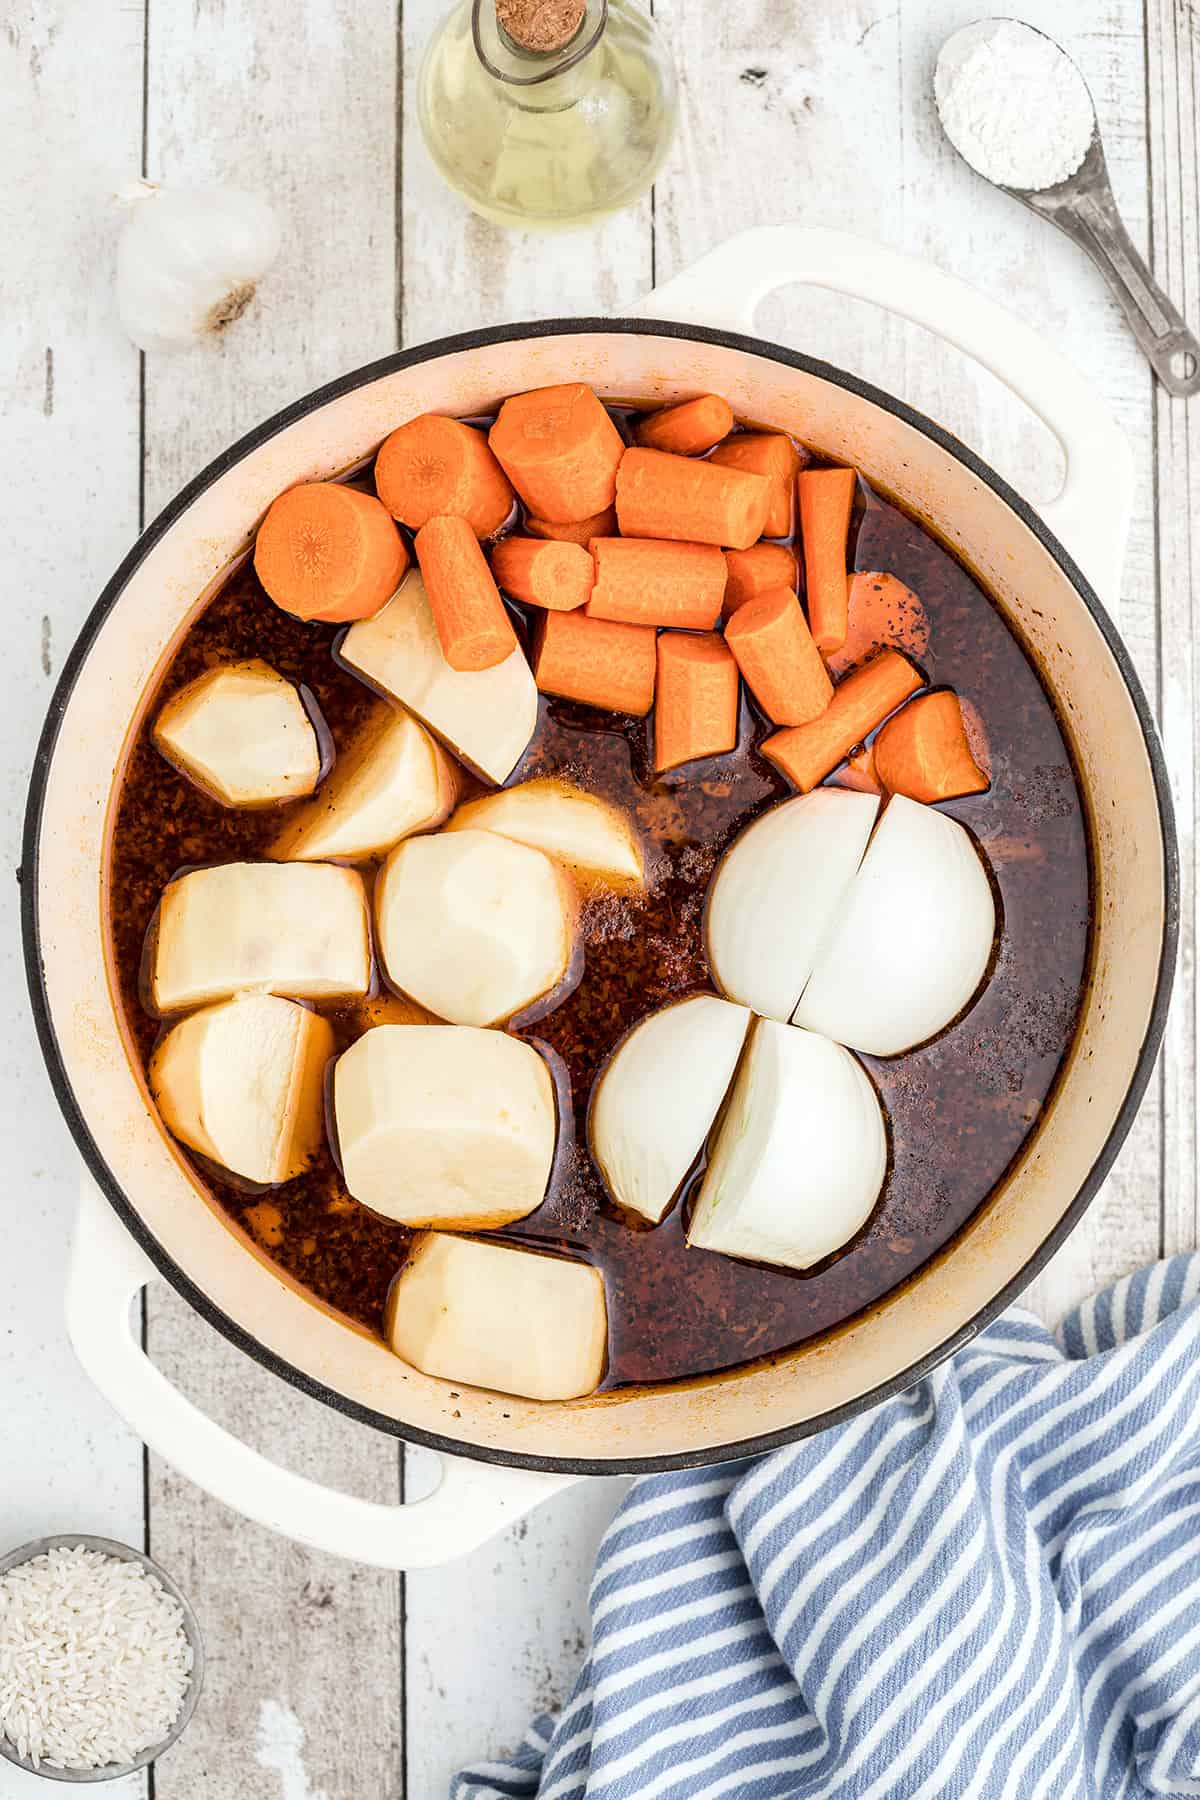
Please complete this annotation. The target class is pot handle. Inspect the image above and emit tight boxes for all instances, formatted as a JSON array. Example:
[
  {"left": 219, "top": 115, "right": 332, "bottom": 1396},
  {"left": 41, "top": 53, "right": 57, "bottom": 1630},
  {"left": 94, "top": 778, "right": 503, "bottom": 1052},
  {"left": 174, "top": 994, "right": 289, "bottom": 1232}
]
[
  {"left": 66, "top": 1175, "right": 581, "bottom": 1569},
  {"left": 634, "top": 225, "right": 1133, "bottom": 610}
]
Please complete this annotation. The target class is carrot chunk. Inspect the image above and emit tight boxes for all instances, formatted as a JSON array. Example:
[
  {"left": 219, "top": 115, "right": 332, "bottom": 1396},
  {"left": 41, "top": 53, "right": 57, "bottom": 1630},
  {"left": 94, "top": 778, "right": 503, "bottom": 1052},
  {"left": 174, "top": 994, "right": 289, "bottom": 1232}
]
[
  {"left": 533, "top": 610, "right": 655, "bottom": 716},
  {"left": 586, "top": 538, "right": 726, "bottom": 631},
  {"left": 616, "top": 447, "right": 771, "bottom": 550},
  {"left": 489, "top": 384, "right": 625, "bottom": 524},
  {"left": 375, "top": 414, "right": 514, "bottom": 538},
  {"left": 415, "top": 515, "right": 519, "bottom": 672},
  {"left": 709, "top": 433, "right": 802, "bottom": 538},
  {"left": 872, "top": 690, "right": 990, "bottom": 804},
  {"left": 254, "top": 482, "right": 409, "bottom": 624},
  {"left": 526, "top": 507, "right": 618, "bottom": 546},
  {"left": 798, "top": 468, "right": 857, "bottom": 654},
  {"left": 654, "top": 633, "right": 739, "bottom": 772},
  {"left": 724, "top": 586, "right": 833, "bottom": 726},
  {"left": 634, "top": 395, "right": 734, "bottom": 457},
  {"left": 827, "top": 570, "right": 931, "bottom": 678},
  {"left": 490, "top": 537, "right": 594, "bottom": 612},
  {"left": 762, "top": 649, "right": 925, "bottom": 793},
  {"left": 722, "top": 543, "right": 798, "bottom": 620}
]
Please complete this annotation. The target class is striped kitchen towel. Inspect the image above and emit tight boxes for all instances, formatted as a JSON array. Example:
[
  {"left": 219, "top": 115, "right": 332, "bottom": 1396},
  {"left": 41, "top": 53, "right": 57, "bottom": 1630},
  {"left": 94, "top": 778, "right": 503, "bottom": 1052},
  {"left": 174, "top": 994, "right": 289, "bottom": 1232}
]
[{"left": 455, "top": 1257, "right": 1200, "bottom": 1800}]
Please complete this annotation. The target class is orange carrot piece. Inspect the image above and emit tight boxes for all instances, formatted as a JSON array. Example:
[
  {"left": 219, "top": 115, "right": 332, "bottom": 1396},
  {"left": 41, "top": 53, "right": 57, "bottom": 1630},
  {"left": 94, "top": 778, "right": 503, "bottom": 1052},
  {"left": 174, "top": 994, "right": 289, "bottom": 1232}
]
[
  {"left": 873, "top": 691, "right": 990, "bottom": 804},
  {"left": 254, "top": 482, "right": 409, "bottom": 624},
  {"left": 375, "top": 414, "right": 514, "bottom": 537},
  {"left": 533, "top": 610, "right": 655, "bottom": 716},
  {"left": 490, "top": 536, "right": 594, "bottom": 612},
  {"left": 586, "top": 538, "right": 726, "bottom": 630},
  {"left": 709, "top": 434, "right": 802, "bottom": 538},
  {"left": 798, "top": 467, "right": 857, "bottom": 654},
  {"left": 763, "top": 649, "right": 925, "bottom": 793},
  {"left": 616, "top": 447, "right": 771, "bottom": 551},
  {"left": 654, "top": 633, "right": 739, "bottom": 772},
  {"left": 634, "top": 395, "right": 734, "bottom": 457},
  {"left": 724, "top": 586, "right": 833, "bottom": 726},
  {"left": 832, "top": 746, "right": 882, "bottom": 796},
  {"left": 489, "top": 384, "right": 625, "bottom": 524},
  {"left": 827, "top": 570, "right": 931, "bottom": 679},
  {"left": 526, "top": 507, "right": 618, "bottom": 545},
  {"left": 415, "top": 515, "right": 518, "bottom": 672},
  {"left": 722, "top": 543, "right": 798, "bottom": 620}
]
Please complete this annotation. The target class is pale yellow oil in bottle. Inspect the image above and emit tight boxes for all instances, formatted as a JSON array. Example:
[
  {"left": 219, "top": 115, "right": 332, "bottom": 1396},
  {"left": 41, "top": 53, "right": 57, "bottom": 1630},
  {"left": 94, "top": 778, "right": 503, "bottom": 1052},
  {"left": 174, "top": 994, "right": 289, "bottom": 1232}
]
[{"left": 417, "top": 1, "right": 677, "bottom": 231}]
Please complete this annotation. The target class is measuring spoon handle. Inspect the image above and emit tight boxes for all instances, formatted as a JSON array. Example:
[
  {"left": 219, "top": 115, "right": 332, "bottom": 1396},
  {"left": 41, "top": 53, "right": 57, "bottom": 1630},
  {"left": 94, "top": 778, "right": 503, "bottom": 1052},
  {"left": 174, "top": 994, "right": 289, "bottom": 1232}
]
[{"left": 1031, "top": 176, "right": 1200, "bottom": 397}]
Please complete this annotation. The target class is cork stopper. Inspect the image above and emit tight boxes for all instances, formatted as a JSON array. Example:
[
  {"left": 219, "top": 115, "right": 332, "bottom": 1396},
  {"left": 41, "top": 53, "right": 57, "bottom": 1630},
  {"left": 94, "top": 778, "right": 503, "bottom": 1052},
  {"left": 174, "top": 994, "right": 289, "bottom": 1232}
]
[{"left": 496, "top": 0, "right": 585, "bottom": 54}]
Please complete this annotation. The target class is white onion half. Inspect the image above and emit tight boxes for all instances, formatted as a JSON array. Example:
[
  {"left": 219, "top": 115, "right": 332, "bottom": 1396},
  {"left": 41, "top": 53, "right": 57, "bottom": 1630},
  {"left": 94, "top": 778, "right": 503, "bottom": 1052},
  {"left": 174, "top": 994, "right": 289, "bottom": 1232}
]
[
  {"left": 589, "top": 994, "right": 751, "bottom": 1224},
  {"left": 688, "top": 1021, "right": 886, "bottom": 1272},
  {"left": 705, "top": 790, "right": 880, "bottom": 1021},
  {"left": 794, "top": 795, "right": 996, "bottom": 1056}
]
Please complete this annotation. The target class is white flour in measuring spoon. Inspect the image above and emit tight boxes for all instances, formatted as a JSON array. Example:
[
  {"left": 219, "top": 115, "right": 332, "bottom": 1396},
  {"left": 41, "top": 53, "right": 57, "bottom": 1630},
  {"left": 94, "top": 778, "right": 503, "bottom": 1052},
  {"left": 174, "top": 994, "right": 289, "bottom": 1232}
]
[{"left": 935, "top": 19, "right": 1096, "bottom": 191}]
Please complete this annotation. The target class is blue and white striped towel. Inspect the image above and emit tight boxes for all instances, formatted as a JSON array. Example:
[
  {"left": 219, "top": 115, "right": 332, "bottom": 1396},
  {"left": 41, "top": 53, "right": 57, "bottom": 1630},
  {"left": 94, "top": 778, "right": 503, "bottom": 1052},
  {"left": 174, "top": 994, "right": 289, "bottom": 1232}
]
[{"left": 456, "top": 1257, "right": 1200, "bottom": 1800}]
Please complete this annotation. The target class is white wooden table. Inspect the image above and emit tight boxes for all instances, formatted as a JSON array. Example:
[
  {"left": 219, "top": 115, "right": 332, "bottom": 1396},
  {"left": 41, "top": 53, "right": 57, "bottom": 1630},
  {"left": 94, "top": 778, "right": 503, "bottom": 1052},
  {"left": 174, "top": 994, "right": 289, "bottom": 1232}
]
[{"left": 2, "top": 3, "right": 1196, "bottom": 1795}]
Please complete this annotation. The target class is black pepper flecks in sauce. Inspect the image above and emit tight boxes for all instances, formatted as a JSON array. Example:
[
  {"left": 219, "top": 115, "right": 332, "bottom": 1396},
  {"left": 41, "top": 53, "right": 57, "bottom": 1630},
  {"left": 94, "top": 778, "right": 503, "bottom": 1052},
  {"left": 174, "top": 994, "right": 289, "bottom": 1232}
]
[{"left": 106, "top": 425, "right": 1092, "bottom": 1388}]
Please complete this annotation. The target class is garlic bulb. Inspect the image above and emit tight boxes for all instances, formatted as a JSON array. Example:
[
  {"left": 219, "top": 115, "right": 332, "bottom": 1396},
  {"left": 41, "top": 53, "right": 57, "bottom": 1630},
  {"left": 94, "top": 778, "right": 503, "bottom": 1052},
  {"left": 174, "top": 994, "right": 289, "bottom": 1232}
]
[{"left": 115, "top": 180, "right": 281, "bottom": 352}]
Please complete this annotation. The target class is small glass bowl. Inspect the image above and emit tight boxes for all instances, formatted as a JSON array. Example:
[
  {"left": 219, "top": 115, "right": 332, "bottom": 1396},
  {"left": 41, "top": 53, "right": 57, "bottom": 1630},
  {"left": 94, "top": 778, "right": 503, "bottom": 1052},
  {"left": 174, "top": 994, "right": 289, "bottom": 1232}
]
[{"left": 0, "top": 1534, "right": 204, "bottom": 1783}]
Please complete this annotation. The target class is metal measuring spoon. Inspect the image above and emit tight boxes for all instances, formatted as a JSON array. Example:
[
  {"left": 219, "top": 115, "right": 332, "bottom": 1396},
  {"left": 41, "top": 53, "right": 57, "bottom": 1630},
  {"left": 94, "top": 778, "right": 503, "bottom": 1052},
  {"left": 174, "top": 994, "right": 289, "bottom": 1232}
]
[{"left": 936, "top": 18, "right": 1200, "bottom": 398}]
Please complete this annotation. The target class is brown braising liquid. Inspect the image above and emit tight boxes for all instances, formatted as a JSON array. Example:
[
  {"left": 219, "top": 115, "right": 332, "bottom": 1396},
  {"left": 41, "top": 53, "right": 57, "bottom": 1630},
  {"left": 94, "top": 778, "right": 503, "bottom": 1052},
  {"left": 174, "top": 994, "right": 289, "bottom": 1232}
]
[{"left": 107, "top": 412, "right": 1092, "bottom": 1388}]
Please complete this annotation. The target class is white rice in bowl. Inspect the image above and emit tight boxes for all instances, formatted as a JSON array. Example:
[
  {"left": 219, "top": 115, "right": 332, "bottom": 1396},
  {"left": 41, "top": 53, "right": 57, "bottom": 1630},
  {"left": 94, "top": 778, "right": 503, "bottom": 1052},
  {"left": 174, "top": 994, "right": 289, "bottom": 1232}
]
[{"left": 0, "top": 1544, "right": 193, "bottom": 1771}]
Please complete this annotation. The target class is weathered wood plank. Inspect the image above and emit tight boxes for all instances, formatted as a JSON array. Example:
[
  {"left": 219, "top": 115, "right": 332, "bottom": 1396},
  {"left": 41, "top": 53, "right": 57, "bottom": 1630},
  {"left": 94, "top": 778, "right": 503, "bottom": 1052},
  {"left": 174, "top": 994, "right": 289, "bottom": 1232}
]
[
  {"left": 145, "top": 1341, "right": 403, "bottom": 1800},
  {"left": 1147, "top": 0, "right": 1199, "bottom": 1268},
  {"left": 653, "top": 0, "right": 1161, "bottom": 1326},
  {"left": 0, "top": 4, "right": 146, "bottom": 1792},
  {"left": 398, "top": 5, "right": 647, "bottom": 1781},
  {"left": 139, "top": 4, "right": 404, "bottom": 1796},
  {"left": 405, "top": 1454, "right": 628, "bottom": 1799}
]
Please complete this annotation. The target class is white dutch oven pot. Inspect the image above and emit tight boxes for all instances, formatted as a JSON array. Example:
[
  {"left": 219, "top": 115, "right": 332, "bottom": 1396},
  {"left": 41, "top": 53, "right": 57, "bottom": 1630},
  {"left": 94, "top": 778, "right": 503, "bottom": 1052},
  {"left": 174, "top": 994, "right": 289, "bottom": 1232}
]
[{"left": 24, "top": 229, "right": 1177, "bottom": 1568}]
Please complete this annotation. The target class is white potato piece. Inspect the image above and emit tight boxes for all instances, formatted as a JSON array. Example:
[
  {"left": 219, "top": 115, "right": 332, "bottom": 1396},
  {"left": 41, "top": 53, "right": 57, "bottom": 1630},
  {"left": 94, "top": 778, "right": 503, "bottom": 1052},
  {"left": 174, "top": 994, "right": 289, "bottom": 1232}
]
[
  {"left": 706, "top": 790, "right": 879, "bottom": 1022},
  {"left": 689, "top": 1021, "right": 886, "bottom": 1272},
  {"left": 150, "top": 993, "right": 334, "bottom": 1184},
  {"left": 153, "top": 659, "right": 321, "bottom": 807},
  {"left": 375, "top": 829, "right": 575, "bottom": 1026},
  {"left": 386, "top": 1233, "right": 606, "bottom": 1401},
  {"left": 340, "top": 572, "right": 537, "bottom": 785},
  {"left": 446, "top": 777, "right": 643, "bottom": 892},
  {"left": 152, "top": 861, "right": 371, "bottom": 1013},
  {"left": 274, "top": 704, "right": 457, "bottom": 862},
  {"left": 794, "top": 795, "right": 996, "bottom": 1055},
  {"left": 589, "top": 995, "right": 751, "bottom": 1224},
  {"left": 334, "top": 1023, "right": 556, "bottom": 1227}
]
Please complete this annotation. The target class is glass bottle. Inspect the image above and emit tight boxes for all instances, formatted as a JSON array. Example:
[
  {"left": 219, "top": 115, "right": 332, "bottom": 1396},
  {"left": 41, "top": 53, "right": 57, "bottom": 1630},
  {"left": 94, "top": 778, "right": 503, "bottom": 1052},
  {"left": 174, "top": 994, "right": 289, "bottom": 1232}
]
[{"left": 417, "top": 0, "right": 677, "bottom": 232}]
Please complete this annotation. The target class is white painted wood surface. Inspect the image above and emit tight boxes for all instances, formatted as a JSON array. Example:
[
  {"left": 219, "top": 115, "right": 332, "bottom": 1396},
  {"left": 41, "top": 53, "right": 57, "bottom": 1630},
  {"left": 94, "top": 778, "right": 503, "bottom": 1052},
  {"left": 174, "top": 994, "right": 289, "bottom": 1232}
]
[{"left": 1, "top": 3, "right": 1196, "bottom": 1796}]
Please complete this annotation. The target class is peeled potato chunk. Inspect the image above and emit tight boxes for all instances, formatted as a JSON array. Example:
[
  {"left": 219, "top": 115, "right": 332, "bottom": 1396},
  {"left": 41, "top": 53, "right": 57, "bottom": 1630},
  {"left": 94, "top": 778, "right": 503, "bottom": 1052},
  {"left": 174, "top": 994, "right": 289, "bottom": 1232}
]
[
  {"left": 386, "top": 1233, "right": 606, "bottom": 1401},
  {"left": 274, "top": 704, "right": 457, "bottom": 862},
  {"left": 152, "top": 861, "right": 371, "bottom": 1013},
  {"left": 150, "top": 993, "right": 334, "bottom": 1184},
  {"left": 589, "top": 994, "right": 751, "bottom": 1223},
  {"left": 688, "top": 1021, "right": 886, "bottom": 1273},
  {"left": 334, "top": 1024, "right": 556, "bottom": 1227},
  {"left": 153, "top": 659, "right": 321, "bottom": 807},
  {"left": 446, "top": 777, "right": 643, "bottom": 892},
  {"left": 340, "top": 572, "right": 537, "bottom": 785},
  {"left": 375, "top": 829, "right": 574, "bottom": 1026}
]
